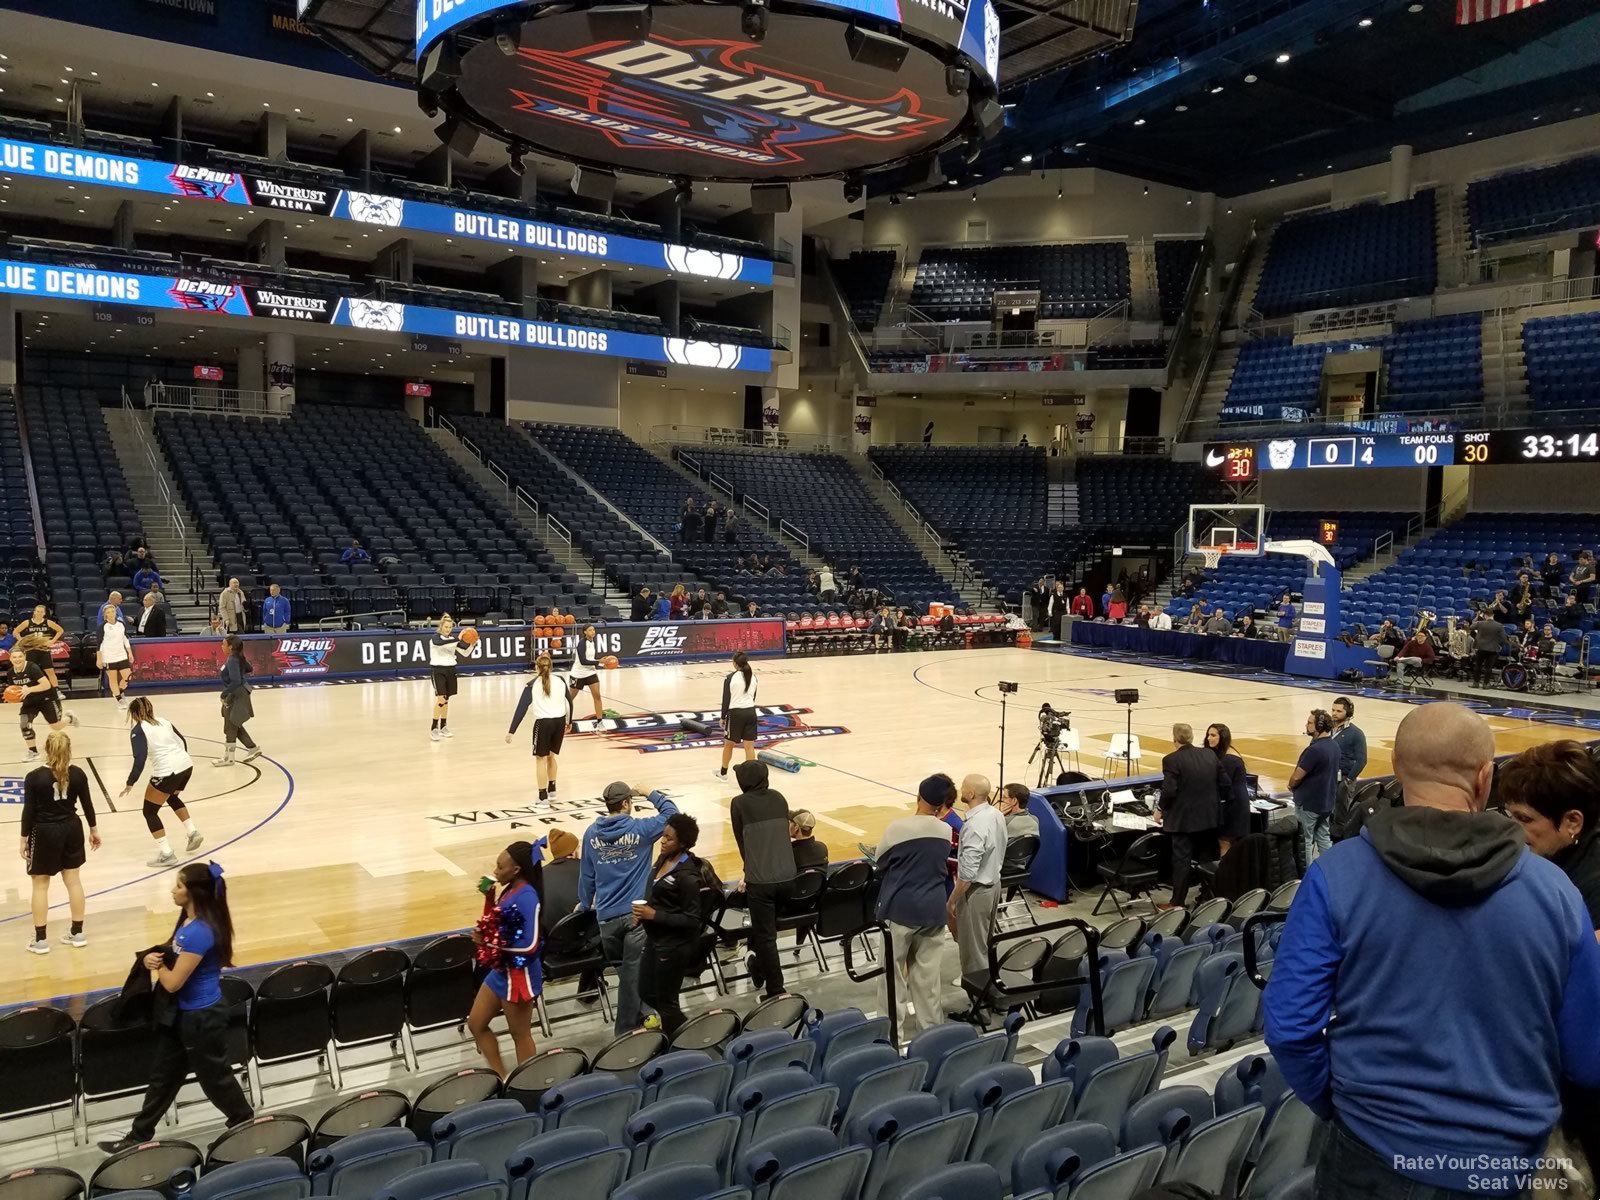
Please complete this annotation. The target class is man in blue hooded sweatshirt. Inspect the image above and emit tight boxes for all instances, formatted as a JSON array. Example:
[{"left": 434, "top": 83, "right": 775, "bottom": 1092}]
[
  {"left": 578, "top": 781, "right": 679, "bottom": 1033},
  {"left": 1265, "top": 702, "right": 1600, "bottom": 1198}
]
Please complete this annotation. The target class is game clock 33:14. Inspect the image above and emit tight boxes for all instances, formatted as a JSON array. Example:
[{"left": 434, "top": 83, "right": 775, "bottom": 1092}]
[{"left": 1492, "top": 430, "right": 1600, "bottom": 462}]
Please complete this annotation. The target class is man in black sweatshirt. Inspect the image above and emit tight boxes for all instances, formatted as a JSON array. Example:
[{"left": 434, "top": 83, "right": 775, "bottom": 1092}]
[{"left": 730, "top": 760, "right": 797, "bottom": 997}]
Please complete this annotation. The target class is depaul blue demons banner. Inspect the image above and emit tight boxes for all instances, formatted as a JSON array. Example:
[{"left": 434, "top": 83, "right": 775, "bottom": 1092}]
[
  {"left": 0, "top": 259, "right": 771, "bottom": 372},
  {"left": 0, "top": 138, "right": 772, "bottom": 286}
]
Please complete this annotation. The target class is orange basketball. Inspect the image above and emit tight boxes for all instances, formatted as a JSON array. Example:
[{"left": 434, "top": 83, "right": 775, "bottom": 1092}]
[
  {"left": 3, "top": 684, "right": 22, "bottom": 704},
  {"left": 562, "top": 613, "right": 575, "bottom": 626},
  {"left": 600, "top": 655, "right": 620, "bottom": 669},
  {"left": 458, "top": 627, "right": 480, "bottom": 646}
]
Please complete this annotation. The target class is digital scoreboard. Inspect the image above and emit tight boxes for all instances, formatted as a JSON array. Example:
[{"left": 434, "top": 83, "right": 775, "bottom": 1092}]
[{"left": 1203, "top": 429, "right": 1600, "bottom": 473}]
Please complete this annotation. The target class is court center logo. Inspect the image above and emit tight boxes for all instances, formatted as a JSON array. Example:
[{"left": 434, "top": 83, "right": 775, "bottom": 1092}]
[
  {"left": 572, "top": 704, "right": 848, "bottom": 754},
  {"left": 0, "top": 776, "right": 23, "bottom": 805}
]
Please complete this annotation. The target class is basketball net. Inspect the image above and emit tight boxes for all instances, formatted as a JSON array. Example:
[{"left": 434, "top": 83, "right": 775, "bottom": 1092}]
[{"left": 1200, "top": 546, "right": 1227, "bottom": 571}]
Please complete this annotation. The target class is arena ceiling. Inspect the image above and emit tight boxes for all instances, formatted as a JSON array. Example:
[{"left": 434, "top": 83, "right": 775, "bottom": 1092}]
[{"left": 946, "top": 0, "right": 1600, "bottom": 197}]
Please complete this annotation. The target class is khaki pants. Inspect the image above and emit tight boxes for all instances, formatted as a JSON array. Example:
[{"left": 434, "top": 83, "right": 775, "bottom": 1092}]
[
  {"left": 954, "top": 882, "right": 999, "bottom": 978},
  {"left": 885, "top": 921, "right": 946, "bottom": 1038}
]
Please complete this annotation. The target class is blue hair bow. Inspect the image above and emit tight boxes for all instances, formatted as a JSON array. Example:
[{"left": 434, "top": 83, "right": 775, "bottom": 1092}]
[{"left": 208, "top": 861, "right": 226, "bottom": 897}]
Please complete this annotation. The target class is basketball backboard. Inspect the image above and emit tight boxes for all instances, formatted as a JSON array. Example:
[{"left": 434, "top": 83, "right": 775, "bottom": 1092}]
[{"left": 1187, "top": 503, "right": 1265, "bottom": 559}]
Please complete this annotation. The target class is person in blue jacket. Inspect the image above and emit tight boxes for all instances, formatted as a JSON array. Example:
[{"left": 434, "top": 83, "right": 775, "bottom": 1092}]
[
  {"left": 260, "top": 584, "right": 292, "bottom": 634},
  {"left": 578, "top": 781, "right": 679, "bottom": 1033},
  {"left": 1264, "top": 702, "right": 1600, "bottom": 1198},
  {"left": 651, "top": 592, "right": 672, "bottom": 620}
]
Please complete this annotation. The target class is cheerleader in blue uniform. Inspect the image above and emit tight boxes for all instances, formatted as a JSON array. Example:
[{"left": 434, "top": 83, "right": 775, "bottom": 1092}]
[{"left": 467, "top": 840, "right": 544, "bottom": 1078}]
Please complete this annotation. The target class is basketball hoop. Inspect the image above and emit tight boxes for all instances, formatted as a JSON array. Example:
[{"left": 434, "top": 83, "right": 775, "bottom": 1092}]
[{"left": 1200, "top": 546, "right": 1227, "bottom": 571}]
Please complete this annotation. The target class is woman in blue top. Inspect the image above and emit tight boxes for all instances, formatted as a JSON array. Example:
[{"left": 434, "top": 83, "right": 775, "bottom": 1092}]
[
  {"left": 100, "top": 861, "right": 254, "bottom": 1152},
  {"left": 467, "top": 840, "right": 544, "bottom": 1079}
]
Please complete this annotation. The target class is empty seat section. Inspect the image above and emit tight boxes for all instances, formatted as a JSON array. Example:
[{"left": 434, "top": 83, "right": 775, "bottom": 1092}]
[
  {"left": 1253, "top": 192, "right": 1436, "bottom": 317},
  {"left": 154, "top": 405, "right": 576, "bottom": 623},
  {"left": 835, "top": 251, "right": 898, "bottom": 330},
  {"left": 1154, "top": 240, "right": 1205, "bottom": 324},
  {"left": 1467, "top": 152, "right": 1600, "bottom": 246},
  {"left": 1522, "top": 311, "right": 1600, "bottom": 422},
  {"left": 689, "top": 448, "right": 956, "bottom": 609},
  {"left": 22, "top": 385, "right": 141, "bottom": 631},
  {"left": 909, "top": 243, "right": 1131, "bottom": 322},
  {"left": 528, "top": 424, "right": 819, "bottom": 612},
  {"left": 0, "top": 389, "right": 46, "bottom": 622}
]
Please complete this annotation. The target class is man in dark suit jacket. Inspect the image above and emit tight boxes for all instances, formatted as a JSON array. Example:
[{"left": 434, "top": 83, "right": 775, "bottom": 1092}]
[
  {"left": 135, "top": 592, "right": 168, "bottom": 637},
  {"left": 1046, "top": 582, "right": 1071, "bottom": 641},
  {"left": 1157, "top": 722, "right": 1223, "bottom": 908}
]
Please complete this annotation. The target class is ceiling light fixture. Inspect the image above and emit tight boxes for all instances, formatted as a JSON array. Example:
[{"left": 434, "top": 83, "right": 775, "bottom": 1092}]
[
  {"left": 1358, "top": 16, "right": 1373, "bottom": 26},
  {"left": 1133, "top": 117, "right": 1146, "bottom": 126},
  {"left": 1175, "top": 104, "right": 1188, "bottom": 112},
  {"left": 1274, "top": 52, "right": 1290, "bottom": 63},
  {"left": 1244, "top": 73, "right": 1258, "bottom": 83},
  {"left": 1210, "top": 85, "right": 1223, "bottom": 94},
  {"left": 1020, "top": 153, "right": 1032, "bottom": 163}
]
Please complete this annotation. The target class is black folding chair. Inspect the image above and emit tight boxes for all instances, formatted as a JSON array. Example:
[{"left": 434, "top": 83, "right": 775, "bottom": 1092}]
[
  {"left": 404, "top": 934, "right": 477, "bottom": 1061},
  {"left": 1092, "top": 831, "right": 1163, "bottom": 918},
  {"left": 998, "top": 834, "right": 1041, "bottom": 926},
  {"left": 539, "top": 911, "right": 612, "bottom": 1037},
  {"left": 0, "top": 1005, "right": 76, "bottom": 1127},
  {"left": 774, "top": 869, "right": 828, "bottom": 971},
  {"left": 250, "top": 961, "right": 337, "bottom": 1099},
  {"left": 331, "top": 948, "right": 412, "bottom": 1071},
  {"left": 76, "top": 995, "right": 161, "bottom": 1142}
]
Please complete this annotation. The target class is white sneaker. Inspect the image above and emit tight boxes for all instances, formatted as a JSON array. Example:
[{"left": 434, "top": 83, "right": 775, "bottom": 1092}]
[
  {"left": 60, "top": 931, "right": 87, "bottom": 948},
  {"left": 147, "top": 850, "right": 177, "bottom": 869},
  {"left": 185, "top": 830, "right": 204, "bottom": 852},
  {"left": 26, "top": 939, "right": 49, "bottom": 955},
  {"left": 117, "top": 695, "right": 129, "bottom": 707},
  {"left": 711, "top": 768, "right": 730, "bottom": 783},
  {"left": 66, "top": 712, "right": 80, "bottom": 727},
  {"left": 439, "top": 727, "right": 454, "bottom": 739},
  {"left": 241, "top": 746, "right": 263, "bottom": 763},
  {"left": 212, "top": 753, "right": 235, "bottom": 767},
  {"left": 430, "top": 728, "right": 442, "bottom": 742},
  {"left": 24, "top": 750, "right": 39, "bottom": 763}
]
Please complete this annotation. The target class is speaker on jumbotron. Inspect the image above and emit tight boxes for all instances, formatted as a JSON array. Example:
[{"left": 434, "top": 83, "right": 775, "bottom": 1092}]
[
  {"left": 419, "top": 39, "right": 463, "bottom": 93},
  {"left": 972, "top": 95, "right": 1006, "bottom": 141},
  {"left": 437, "top": 117, "right": 480, "bottom": 158},
  {"left": 845, "top": 25, "right": 910, "bottom": 72},
  {"left": 588, "top": 4, "right": 652, "bottom": 39},
  {"left": 751, "top": 183, "right": 791, "bottom": 214},
  {"left": 571, "top": 165, "right": 617, "bottom": 202}
]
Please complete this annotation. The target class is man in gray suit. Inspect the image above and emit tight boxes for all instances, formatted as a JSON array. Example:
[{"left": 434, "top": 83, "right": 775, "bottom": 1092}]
[{"left": 1469, "top": 612, "right": 1507, "bottom": 689}]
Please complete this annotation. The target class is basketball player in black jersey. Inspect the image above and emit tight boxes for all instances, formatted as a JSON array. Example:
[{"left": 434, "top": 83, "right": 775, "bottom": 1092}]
[{"left": 14, "top": 606, "right": 75, "bottom": 727}]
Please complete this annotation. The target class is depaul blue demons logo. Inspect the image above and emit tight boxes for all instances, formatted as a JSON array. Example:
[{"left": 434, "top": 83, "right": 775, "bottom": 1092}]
[
  {"left": 274, "top": 637, "right": 337, "bottom": 676},
  {"left": 506, "top": 39, "right": 948, "bottom": 172},
  {"left": 573, "top": 705, "right": 849, "bottom": 754},
  {"left": 0, "top": 776, "right": 24, "bottom": 806}
]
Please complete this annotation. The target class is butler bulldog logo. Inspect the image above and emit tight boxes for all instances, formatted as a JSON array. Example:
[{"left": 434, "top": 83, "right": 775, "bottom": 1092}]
[
  {"left": 348, "top": 192, "right": 406, "bottom": 227},
  {"left": 664, "top": 338, "right": 743, "bottom": 369},
  {"left": 572, "top": 704, "right": 848, "bottom": 754},
  {"left": 504, "top": 38, "right": 948, "bottom": 172},
  {"left": 664, "top": 244, "right": 743, "bottom": 281}
]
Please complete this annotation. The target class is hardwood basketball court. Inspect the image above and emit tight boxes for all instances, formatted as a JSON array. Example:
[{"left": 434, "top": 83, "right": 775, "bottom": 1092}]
[{"left": 2, "top": 645, "right": 1590, "bottom": 1008}]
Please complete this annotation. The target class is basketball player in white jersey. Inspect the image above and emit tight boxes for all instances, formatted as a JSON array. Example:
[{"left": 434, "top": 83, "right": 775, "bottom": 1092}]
[{"left": 119, "top": 697, "right": 204, "bottom": 868}]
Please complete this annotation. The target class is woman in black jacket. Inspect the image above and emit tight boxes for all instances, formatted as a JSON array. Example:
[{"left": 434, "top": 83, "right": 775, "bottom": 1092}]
[
  {"left": 213, "top": 635, "right": 262, "bottom": 766},
  {"left": 1206, "top": 722, "right": 1252, "bottom": 857},
  {"left": 635, "top": 813, "right": 705, "bottom": 1036}
]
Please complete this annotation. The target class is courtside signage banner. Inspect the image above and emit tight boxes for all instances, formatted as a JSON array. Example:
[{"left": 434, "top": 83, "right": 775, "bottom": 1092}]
[
  {"left": 0, "top": 259, "right": 771, "bottom": 372},
  {"left": 0, "top": 137, "right": 773, "bottom": 285},
  {"left": 125, "top": 618, "right": 787, "bottom": 686}
]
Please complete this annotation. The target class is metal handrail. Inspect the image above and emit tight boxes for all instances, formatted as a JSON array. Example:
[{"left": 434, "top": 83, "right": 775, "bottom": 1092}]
[
  {"left": 778, "top": 519, "right": 810, "bottom": 552},
  {"left": 547, "top": 514, "right": 572, "bottom": 547},
  {"left": 743, "top": 496, "right": 770, "bottom": 524},
  {"left": 677, "top": 449, "right": 702, "bottom": 476},
  {"left": 487, "top": 461, "right": 510, "bottom": 494},
  {"left": 152, "top": 384, "right": 287, "bottom": 418},
  {"left": 707, "top": 470, "right": 736, "bottom": 500},
  {"left": 313, "top": 608, "right": 408, "bottom": 631},
  {"left": 514, "top": 485, "right": 540, "bottom": 519},
  {"left": 1177, "top": 223, "right": 1259, "bottom": 440}
]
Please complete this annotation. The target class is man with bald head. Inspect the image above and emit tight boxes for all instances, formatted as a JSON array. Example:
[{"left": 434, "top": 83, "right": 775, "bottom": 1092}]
[
  {"left": 1265, "top": 702, "right": 1600, "bottom": 1197},
  {"left": 947, "top": 773, "right": 1006, "bottom": 989}
]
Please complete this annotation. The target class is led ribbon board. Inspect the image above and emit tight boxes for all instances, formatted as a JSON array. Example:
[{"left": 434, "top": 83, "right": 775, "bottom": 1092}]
[
  {"left": 0, "top": 138, "right": 773, "bottom": 284},
  {"left": 415, "top": 0, "right": 1000, "bottom": 182},
  {"left": 0, "top": 259, "right": 770, "bottom": 372}
]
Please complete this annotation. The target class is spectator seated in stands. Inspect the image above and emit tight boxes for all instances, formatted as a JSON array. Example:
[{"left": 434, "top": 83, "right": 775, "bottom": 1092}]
[
  {"left": 745, "top": 601, "right": 761, "bottom": 618},
  {"left": 789, "top": 810, "right": 828, "bottom": 871},
  {"left": 1366, "top": 619, "right": 1404, "bottom": 652},
  {"left": 710, "top": 591, "right": 730, "bottom": 618},
  {"left": 341, "top": 538, "right": 370, "bottom": 565},
  {"left": 1235, "top": 614, "right": 1259, "bottom": 638},
  {"left": 1556, "top": 594, "right": 1585, "bottom": 631},
  {"left": 1204, "top": 608, "right": 1233, "bottom": 635},
  {"left": 1150, "top": 607, "right": 1173, "bottom": 631},
  {"left": 128, "top": 545, "right": 158, "bottom": 579},
  {"left": 131, "top": 565, "right": 160, "bottom": 595}
]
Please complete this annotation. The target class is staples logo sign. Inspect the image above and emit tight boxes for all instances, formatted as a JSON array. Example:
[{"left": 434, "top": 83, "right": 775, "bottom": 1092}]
[{"left": 637, "top": 626, "right": 691, "bottom": 656}]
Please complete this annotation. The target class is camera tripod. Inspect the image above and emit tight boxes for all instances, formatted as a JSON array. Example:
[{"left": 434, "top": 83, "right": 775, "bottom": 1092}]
[{"left": 1028, "top": 736, "right": 1065, "bottom": 787}]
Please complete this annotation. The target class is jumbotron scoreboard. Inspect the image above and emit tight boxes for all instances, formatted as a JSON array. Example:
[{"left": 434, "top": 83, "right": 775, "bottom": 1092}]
[{"left": 1203, "top": 428, "right": 1600, "bottom": 480}]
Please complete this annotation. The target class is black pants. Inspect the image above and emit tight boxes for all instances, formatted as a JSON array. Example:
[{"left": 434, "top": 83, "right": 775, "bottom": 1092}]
[
  {"left": 223, "top": 721, "right": 256, "bottom": 749},
  {"left": 1317, "top": 1118, "right": 1523, "bottom": 1199},
  {"left": 745, "top": 880, "right": 791, "bottom": 998},
  {"left": 1168, "top": 833, "right": 1196, "bottom": 906},
  {"left": 1472, "top": 650, "right": 1500, "bottom": 687},
  {"left": 638, "top": 941, "right": 692, "bottom": 1036},
  {"left": 1050, "top": 613, "right": 1064, "bottom": 640},
  {"left": 130, "top": 1004, "right": 253, "bottom": 1140}
]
